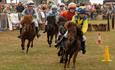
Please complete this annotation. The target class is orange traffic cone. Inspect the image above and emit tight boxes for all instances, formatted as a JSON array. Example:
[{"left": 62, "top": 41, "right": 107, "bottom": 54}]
[
  {"left": 96, "top": 33, "right": 102, "bottom": 45},
  {"left": 102, "top": 46, "right": 112, "bottom": 62}
]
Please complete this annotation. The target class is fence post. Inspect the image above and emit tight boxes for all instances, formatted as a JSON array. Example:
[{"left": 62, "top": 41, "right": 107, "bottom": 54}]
[
  {"left": 112, "top": 14, "right": 115, "bottom": 29},
  {"left": 107, "top": 14, "right": 110, "bottom": 31}
]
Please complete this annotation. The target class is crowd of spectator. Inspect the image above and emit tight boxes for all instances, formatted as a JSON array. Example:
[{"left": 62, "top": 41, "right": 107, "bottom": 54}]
[{"left": 0, "top": 1, "right": 115, "bottom": 31}]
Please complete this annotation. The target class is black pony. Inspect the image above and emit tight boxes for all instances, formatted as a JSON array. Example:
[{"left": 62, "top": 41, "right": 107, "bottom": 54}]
[{"left": 46, "top": 16, "right": 58, "bottom": 47}]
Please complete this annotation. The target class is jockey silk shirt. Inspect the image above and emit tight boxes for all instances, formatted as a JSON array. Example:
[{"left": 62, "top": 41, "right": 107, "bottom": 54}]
[
  {"left": 46, "top": 10, "right": 59, "bottom": 17},
  {"left": 60, "top": 11, "right": 75, "bottom": 21},
  {"left": 22, "top": 9, "right": 37, "bottom": 19},
  {"left": 71, "top": 15, "right": 88, "bottom": 34}
]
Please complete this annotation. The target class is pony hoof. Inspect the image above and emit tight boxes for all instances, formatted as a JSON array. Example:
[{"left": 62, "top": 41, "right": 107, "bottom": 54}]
[
  {"left": 64, "top": 68, "right": 66, "bottom": 70},
  {"left": 26, "top": 52, "right": 28, "bottom": 54},
  {"left": 31, "top": 46, "right": 33, "bottom": 48},
  {"left": 67, "top": 65, "right": 70, "bottom": 68},
  {"left": 21, "top": 50, "right": 25, "bottom": 53},
  {"left": 72, "top": 67, "right": 76, "bottom": 70},
  {"left": 22, "top": 48, "right": 25, "bottom": 50},
  {"left": 55, "top": 40, "right": 57, "bottom": 43},
  {"left": 49, "top": 45, "right": 51, "bottom": 47},
  {"left": 60, "top": 59, "right": 64, "bottom": 63}
]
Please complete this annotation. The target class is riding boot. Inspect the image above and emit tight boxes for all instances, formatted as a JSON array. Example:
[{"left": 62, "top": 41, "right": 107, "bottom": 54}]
[
  {"left": 43, "top": 25, "right": 47, "bottom": 33},
  {"left": 18, "top": 28, "right": 22, "bottom": 38},
  {"left": 35, "top": 27, "right": 41, "bottom": 38},
  {"left": 81, "top": 41, "right": 86, "bottom": 54}
]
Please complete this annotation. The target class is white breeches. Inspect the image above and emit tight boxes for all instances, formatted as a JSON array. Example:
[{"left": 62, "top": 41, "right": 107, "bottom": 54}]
[
  {"left": 83, "top": 35, "right": 86, "bottom": 41},
  {"left": 33, "top": 19, "right": 38, "bottom": 27}
]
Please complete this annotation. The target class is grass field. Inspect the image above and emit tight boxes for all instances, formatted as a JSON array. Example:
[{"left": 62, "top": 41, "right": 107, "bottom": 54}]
[{"left": 0, "top": 30, "right": 115, "bottom": 70}]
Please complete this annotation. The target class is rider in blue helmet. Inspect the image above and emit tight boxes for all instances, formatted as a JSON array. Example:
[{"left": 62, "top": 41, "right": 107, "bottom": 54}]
[
  {"left": 71, "top": 8, "right": 88, "bottom": 54},
  {"left": 76, "top": 7, "right": 87, "bottom": 14}
]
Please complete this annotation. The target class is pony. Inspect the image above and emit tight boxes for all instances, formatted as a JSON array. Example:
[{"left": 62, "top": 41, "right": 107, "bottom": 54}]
[
  {"left": 55, "top": 16, "right": 68, "bottom": 62},
  {"left": 46, "top": 15, "right": 58, "bottom": 47},
  {"left": 20, "top": 15, "right": 36, "bottom": 54},
  {"left": 59, "top": 21, "right": 82, "bottom": 70}
]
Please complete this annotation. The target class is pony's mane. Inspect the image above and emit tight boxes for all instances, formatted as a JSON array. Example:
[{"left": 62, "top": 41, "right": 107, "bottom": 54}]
[
  {"left": 59, "top": 16, "right": 67, "bottom": 22},
  {"left": 21, "top": 15, "right": 33, "bottom": 25},
  {"left": 64, "top": 21, "right": 77, "bottom": 30}
]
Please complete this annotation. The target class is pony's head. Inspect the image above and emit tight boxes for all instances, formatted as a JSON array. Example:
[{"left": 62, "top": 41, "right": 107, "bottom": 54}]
[
  {"left": 58, "top": 16, "right": 67, "bottom": 26},
  {"left": 21, "top": 15, "right": 35, "bottom": 34},
  {"left": 21, "top": 15, "right": 33, "bottom": 25},
  {"left": 65, "top": 21, "right": 78, "bottom": 44}
]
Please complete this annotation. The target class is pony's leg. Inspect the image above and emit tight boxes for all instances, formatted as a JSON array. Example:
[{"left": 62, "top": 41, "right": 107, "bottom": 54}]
[
  {"left": 26, "top": 40, "right": 31, "bottom": 54},
  {"left": 55, "top": 33, "right": 58, "bottom": 43},
  {"left": 67, "top": 53, "right": 73, "bottom": 68},
  {"left": 47, "top": 33, "right": 50, "bottom": 47},
  {"left": 72, "top": 51, "right": 79, "bottom": 70},
  {"left": 58, "top": 47, "right": 62, "bottom": 56},
  {"left": 72, "top": 40, "right": 80, "bottom": 70},
  {"left": 59, "top": 48, "right": 64, "bottom": 63},
  {"left": 49, "top": 35, "right": 53, "bottom": 47},
  {"left": 60, "top": 55, "right": 64, "bottom": 63},
  {"left": 64, "top": 53, "right": 68, "bottom": 70},
  {"left": 21, "top": 39, "right": 25, "bottom": 50},
  {"left": 60, "top": 51, "right": 66, "bottom": 64},
  {"left": 31, "top": 40, "right": 33, "bottom": 48}
]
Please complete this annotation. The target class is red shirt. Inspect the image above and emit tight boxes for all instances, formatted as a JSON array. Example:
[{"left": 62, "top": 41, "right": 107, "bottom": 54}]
[{"left": 60, "top": 11, "right": 75, "bottom": 21}]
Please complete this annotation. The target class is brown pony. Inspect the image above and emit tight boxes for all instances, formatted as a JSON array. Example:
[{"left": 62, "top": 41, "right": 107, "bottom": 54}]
[
  {"left": 20, "top": 15, "right": 36, "bottom": 54},
  {"left": 62, "top": 21, "right": 81, "bottom": 70}
]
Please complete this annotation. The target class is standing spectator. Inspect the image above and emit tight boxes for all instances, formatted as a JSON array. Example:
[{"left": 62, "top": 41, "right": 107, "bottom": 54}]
[
  {"left": 112, "top": 5, "right": 115, "bottom": 14},
  {"left": 102, "top": 5, "right": 108, "bottom": 19},
  {"left": 90, "top": 4, "right": 96, "bottom": 20},
  {"left": 112, "top": 4, "right": 115, "bottom": 28},
  {"left": 16, "top": 2, "right": 24, "bottom": 13},
  {"left": 16, "top": 2, "right": 25, "bottom": 20},
  {"left": 10, "top": 5, "right": 16, "bottom": 13},
  {"left": 85, "top": 3, "right": 92, "bottom": 18},
  {"left": 0, "top": 4, "right": 2, "bottom": 13},
  {"left": 107, "top": 5, "right": 112, "bottom": 19},
  {"left": 39, "top": 4, "right": 47, "bottom": 28},
  {"left": 1, "top": 5, "right": 11, "bottom": 31},
  {"left": 3, "top": 5, "right": 11, "bottom": 13},
  {"left": 47, "top": 1, "right": 54, "bottom": 9}
]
